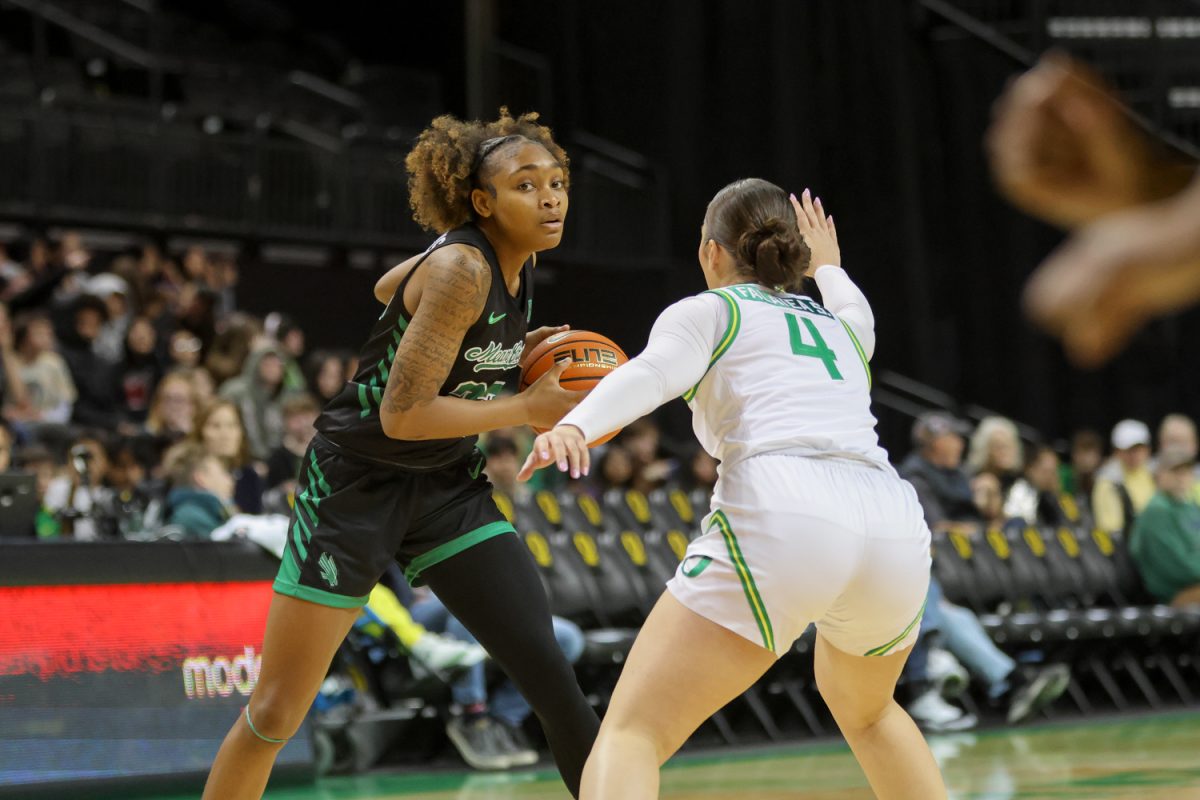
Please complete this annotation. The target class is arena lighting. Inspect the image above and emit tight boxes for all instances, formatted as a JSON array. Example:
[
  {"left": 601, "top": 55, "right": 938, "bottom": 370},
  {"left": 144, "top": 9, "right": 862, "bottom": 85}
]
[
  {"left": 1169, "top": 87, "right": 1200, "bottom": 109},
  {"left": 1047, "top": 16, "right": 1200, "bottom": 39}
]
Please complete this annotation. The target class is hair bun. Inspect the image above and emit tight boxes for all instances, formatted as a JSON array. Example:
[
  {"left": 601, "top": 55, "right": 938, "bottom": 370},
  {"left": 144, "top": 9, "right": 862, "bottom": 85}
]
[{"left": 735, "top": 217, "right": 807, "bottom": 291}]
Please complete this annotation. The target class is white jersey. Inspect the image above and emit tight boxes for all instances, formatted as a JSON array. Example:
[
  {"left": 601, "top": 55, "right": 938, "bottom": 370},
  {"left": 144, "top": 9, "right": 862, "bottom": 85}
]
[{"left": 684, "top": 283, "right": 888, "bottom": 469}]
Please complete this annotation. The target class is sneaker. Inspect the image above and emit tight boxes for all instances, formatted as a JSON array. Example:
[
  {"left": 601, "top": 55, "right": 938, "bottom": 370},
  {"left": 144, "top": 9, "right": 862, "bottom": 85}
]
[
  {"left": 907, "top": 688, "right": 978, "bottom": 733},
  {"left": 446, "top": 715, "right": 513, "bottom": 771},
  {"left": 494, "top": 721, "right": 539, "bottom": 768},
  {"left": 927, "top": 647, "right": 970, "bottom": 699},
  {"left": 411, "top": 632, "right": 488, "bottom": 672},
  {"left": 1006, "top": 664, "right": 1071, "bottom": 724}
]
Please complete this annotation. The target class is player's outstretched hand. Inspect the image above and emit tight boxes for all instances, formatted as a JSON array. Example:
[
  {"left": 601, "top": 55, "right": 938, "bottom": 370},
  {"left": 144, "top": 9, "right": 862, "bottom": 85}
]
[
  {"left": 790, "top": 189, "right": 839, "bottom": 276},
  {"left": 522, "top": 325, "right": 569, "bottom": 369},
  {"left": 518, "top": 425, "right": 589, "bottom": 481},
  {"left": 986, "top": 52, "right": 1157, "bottom": 229},
  {"left": 1023, "top": 185, "right": 1200, "bottom": 366},
  {"left": 520, "top": 359, "right": 585, "bottom": 430}
]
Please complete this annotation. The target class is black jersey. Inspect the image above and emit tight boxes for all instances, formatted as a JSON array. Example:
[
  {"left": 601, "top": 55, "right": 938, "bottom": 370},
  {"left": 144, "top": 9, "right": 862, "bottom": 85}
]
[{"left": 315, "top": 224, "right": 533, "bottom": 469}]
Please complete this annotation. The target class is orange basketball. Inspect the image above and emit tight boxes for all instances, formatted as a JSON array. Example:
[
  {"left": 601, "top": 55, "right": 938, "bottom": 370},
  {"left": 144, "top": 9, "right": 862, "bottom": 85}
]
[{"left": 520, "top": 330, "right": 628, "bottom": 446}]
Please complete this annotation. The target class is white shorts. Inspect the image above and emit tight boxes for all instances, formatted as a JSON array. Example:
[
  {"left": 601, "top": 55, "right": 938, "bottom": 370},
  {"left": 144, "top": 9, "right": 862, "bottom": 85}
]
[{"left": 667, "top": 454, "right": 931, "bottom": 658}]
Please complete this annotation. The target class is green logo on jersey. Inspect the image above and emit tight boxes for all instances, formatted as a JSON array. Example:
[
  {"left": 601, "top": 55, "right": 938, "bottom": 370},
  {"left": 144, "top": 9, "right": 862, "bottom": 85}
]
[
  {"left": 318, "top": 552, "right": 339, "bottom": 588},
  {"left": 464, "top": 340, "right": 524, "bottom": 373},
  {"left": 488, "top": 312, "right": 507, "bottom": 324}
]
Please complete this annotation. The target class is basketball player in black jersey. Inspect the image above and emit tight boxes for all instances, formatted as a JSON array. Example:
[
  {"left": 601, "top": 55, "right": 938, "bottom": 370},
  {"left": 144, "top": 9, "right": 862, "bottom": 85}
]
[{"left": 202, "top": 110, "right": 601, "bottom": 799}]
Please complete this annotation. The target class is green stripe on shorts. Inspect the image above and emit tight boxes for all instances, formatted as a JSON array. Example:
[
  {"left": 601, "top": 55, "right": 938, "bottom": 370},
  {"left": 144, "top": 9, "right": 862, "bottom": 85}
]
[
  {"left": 404, "top": 521, "right": 516, "bottom": 585},
  {"left": 711, "top": 510, "right": 775, "bottom": 652},
  {"left": 864, "top": 599, "right": 927, "bottom": 657}
]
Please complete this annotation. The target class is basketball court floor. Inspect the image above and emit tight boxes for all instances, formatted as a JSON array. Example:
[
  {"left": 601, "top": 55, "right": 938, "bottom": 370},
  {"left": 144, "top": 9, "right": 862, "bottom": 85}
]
[{"left": 158, "top": 712, "right": 1200, "bottom": 799}]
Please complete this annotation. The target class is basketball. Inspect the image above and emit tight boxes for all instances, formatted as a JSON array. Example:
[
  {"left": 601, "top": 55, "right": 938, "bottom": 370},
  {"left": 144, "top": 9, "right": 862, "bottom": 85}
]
[{"left": 520, "top": 330, "right": 628, "bottom": 445}]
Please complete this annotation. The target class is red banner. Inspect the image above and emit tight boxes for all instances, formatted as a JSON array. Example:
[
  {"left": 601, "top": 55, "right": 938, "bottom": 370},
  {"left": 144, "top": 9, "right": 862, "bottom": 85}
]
[{"left": 0, "top": 582, "right": 273, "bottom": 680}]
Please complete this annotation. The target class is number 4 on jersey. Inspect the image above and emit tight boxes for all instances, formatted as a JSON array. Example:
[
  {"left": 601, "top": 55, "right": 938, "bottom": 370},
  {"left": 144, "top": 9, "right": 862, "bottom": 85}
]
[{"left": 785, "top": 313, "right": 842, "bottom": 380}]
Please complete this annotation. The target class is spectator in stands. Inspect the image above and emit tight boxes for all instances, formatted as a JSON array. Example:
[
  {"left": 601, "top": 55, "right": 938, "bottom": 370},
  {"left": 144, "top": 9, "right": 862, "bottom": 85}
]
[
  {"left": 165, "top": 443, "right": 235, "bottom": 539},
  {"left": 15, "top": 444, "right": 61, "bottom": 538},
  {"left": 168, "top": 329, "right": 203, "bottom": 370},
  {"left": 219, "top": 345, "right": 289, "bottom": 461},
  {"left": 967, "top": 416, "right": 1023, "bottom": 492},
  {"left": 86, "top": 273, "right": 133, "bottom": 365},
  {"left": 1005, "top": 445, "right": 1073, "bottom": 526},
  {"left": 144, "top": 370, "right": 197, "bottom": 444},
  {"left": 681, "top": 448, "right": 719, "bottom": 496},
  {"left": 483, "top": 435, "right": 528, "bottom": 505},
  {"left": 44, "top": 432, "right": 111, "bottom": 540},
  {"left": 265, "top": 393, "right": 320, "bottom": 492},
  {"left": 14, "top": 312, "right": 76, "bottom": 424},
  {"left": 0, "top": 420, "right": 13, "bottom": 472},
  {"left": 621, "top": 417, "right": 674, "bottom": 493},
  {"left": 206, "top": 313, "right": 262, "bottom": 386},
  {"left": 1060, "top": 429, "right": 1104, "bottom": 517},
  {"left": 189, "top": 399, "right": 264, "bottom": 514},
  {"left": 595, "top": 444, "right": 635, "bottom": 494},
  {"left": 175, "top": 284, "right": 218, "bottom": 356},
  {"left": 900, "top": 411, "right": 977, "bottom": 531},
  {"left": 189, "top": 366, "right": 216, "bottom": 406},
  {"left": 0, "top": 243, "right": 29, "bottom": 299},
  {"left": 1130, "top": 447, "right": 1200, "bottom": 608},
  {"left": 0, "top": 302, "right": 30, "bottom": 418},
  {"left": 118, "top": 316, "right": 163, "bottom": 427},
  {"left": 410, "top": 592, "right": 585, "bottom": 771},
  {"left": 58, "top": 294, "right": 121, "bottom": 429},
  {"left": 265, "top": 313, "right": 308, "bottom": 391},
  {"left": 305, "top": 349, "right": 348, "bottom": 406},
  {"left": 1093, "top": 419, "right": 1155, "bottom": 532},
  {"left": 971, "top": 472, "right": 1007, "bottom": 527},
  {"left": 104, "top": 438, "right": 154, "bottom": 537},
  {"left": 1156, "top": 413, "right": 1200, "bottom": 504}
]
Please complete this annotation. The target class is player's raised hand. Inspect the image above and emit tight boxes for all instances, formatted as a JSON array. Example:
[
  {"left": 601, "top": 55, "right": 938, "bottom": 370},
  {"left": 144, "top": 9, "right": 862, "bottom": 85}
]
[
  {"left": 790, "top": 189, "right": 840, "bottom": 276},
  {"left": 518, "top": 424, "right": 590, "bottom": 481},
  {"left": 986, "top": 52, "right": 1158, "bottom": 229}
]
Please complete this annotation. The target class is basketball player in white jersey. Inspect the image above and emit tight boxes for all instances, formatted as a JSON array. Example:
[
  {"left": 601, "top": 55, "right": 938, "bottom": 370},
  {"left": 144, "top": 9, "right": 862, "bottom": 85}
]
[{"left": 519, "top": 182, "right": 945, "bottom": 799}]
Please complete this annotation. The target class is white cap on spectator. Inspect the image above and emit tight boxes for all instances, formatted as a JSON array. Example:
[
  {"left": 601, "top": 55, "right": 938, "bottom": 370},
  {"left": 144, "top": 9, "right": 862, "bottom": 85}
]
[
  {"left": 86, "top": 273, "right": 129, "bottom": 298},
  {"left": 1111, "top": 419, "right": 1151, "bottom": 451}
]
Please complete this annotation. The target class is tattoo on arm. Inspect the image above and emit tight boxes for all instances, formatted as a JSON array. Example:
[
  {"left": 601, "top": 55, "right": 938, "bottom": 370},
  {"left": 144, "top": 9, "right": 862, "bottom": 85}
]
[{"left": 383, "top": 247, "right": 490, "bottom": 416}]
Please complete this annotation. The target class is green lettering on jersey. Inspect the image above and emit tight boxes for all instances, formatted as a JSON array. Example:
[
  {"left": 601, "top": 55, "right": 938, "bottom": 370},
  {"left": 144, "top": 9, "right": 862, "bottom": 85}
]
[
  {"left": 449, "top": 380, "right": 507, "bottom": 401},
  {"left": 786, "top": 312, "right": 842, "bottom": 380}
]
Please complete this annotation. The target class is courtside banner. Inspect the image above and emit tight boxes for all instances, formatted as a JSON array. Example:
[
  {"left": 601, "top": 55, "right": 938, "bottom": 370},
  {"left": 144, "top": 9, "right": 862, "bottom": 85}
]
[{"left": 0, "top": 541, "right": 313, "bottom": 797}]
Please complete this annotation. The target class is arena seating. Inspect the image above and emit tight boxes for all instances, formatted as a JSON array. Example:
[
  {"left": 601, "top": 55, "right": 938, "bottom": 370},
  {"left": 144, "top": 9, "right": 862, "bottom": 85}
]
[{"left": 484, "top": 485, "right": 1200, "bottom": 744}]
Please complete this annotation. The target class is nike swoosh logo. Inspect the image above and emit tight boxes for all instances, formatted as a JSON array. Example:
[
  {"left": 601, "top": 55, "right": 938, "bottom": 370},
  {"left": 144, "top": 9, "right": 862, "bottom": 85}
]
[{"left": 488, "top": 312, "right": 507, "bottom": 324}]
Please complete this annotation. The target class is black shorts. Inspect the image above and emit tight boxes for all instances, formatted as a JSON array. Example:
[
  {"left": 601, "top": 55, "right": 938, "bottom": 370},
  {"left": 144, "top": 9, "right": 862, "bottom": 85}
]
[{"left": 273, "top": 436, "right": 514, "bottom": 608}]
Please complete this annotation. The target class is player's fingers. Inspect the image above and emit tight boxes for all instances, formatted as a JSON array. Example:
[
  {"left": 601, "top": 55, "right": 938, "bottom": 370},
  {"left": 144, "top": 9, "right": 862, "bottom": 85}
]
[
  {"left": 517, "top": 452, "right": 538, "bottom": 482},
  {"left": 547, "top": 434, "right": 569, "bottom": 473},
  {"left": 801, "top": 188, "right": 820, "bottom": 227},
  {"left": 566, "top": 436, "right": 587, "bottom": 479},
  {"left": 813, "top": 196, "right": 827, "bottom": 231},
  {"left": 827, "top": 215, "right": 838, "bottom": 243},
  {"left": 789, "top": 193, "right": 812, "bottom": 233}
]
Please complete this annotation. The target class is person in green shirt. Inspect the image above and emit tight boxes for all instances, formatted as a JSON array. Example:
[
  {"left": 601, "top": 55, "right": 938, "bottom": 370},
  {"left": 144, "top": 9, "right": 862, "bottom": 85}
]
[{"left": 1130, "top": 447, "right": 1200, "bottom": 607}]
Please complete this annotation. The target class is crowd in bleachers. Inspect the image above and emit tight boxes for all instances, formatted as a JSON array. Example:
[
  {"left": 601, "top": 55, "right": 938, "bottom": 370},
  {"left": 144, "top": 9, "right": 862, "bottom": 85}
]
[{"left": 2, "top": 231, "right": 1198, "bottom": 770}]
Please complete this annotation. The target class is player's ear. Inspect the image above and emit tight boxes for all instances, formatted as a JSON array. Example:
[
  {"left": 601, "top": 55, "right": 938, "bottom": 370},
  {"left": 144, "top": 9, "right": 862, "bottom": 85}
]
[{"left": 471, "top": 186, "right": 494, "bottom": 219}]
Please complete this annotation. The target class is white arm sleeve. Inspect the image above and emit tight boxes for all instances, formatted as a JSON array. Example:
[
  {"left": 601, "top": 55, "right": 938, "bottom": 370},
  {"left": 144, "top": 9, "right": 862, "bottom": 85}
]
[
  {"left": 558, "top": 294, "right": 722, "bottom": 444},
  {"left": 813, "top": 264, "right": 876, "bottom": 360}
]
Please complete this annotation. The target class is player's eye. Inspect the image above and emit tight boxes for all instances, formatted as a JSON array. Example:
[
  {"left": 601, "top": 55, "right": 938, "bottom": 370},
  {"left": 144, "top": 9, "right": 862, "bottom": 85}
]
[
  {"left": 517, "top": 182, "right": 534, "bottom": 191},
  {"left": 551, "top": 179, "right": 565, "bottom": 189}
]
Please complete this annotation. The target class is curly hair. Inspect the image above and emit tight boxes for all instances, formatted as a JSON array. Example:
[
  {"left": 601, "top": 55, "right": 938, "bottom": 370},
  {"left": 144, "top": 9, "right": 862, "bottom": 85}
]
[{"left": 405, "top": 108, "right": 570, "bottom": 233}]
